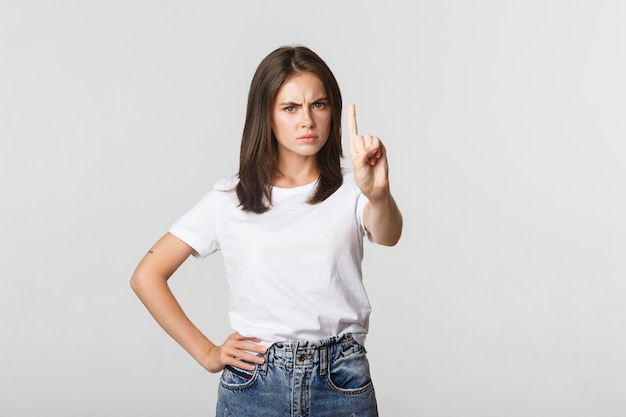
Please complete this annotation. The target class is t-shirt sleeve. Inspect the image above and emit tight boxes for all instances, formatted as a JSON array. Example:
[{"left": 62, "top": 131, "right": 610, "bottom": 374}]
[{"left": 169, "top": 188, "right": 221, "bottom": 259}]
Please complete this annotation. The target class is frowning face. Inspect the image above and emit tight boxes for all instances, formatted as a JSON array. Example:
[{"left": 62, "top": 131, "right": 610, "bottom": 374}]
[{"left": 271, "top": 72, "right": 332, "bottom": 163}]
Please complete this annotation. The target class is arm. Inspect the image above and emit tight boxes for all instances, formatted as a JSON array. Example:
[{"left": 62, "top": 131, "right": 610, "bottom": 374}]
[
  {"left": 363, "top": 193, "right": 403, "bottom": 246},
  {"left": 348, "top": 102, "right": 403, "bottom": 246},
  {"left": 130, "top": 232, "right": 266, "bottom": 372}
]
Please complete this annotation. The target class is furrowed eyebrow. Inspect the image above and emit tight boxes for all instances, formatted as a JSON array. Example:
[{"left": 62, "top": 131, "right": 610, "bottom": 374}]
[{"left": 277, "top": 97, "right": 329, "bottom": 106}]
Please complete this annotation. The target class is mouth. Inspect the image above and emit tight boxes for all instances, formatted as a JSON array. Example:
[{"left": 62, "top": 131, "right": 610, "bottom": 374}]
[{"left": 297, "top": 135, "right": 318, "bottom": 143}]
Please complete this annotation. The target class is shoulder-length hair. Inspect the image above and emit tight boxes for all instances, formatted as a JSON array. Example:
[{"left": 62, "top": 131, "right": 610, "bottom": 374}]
[{"left": 236, "top": 45, "right": 343, "bottom": 213}]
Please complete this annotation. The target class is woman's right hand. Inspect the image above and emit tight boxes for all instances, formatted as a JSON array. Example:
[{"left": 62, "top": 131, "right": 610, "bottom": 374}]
[{"left": 204, "top": 332, "right": 267, "bottom": 373}]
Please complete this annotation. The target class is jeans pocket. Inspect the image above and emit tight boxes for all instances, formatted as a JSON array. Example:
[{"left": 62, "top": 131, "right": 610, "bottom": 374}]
[
  {"left": 327, "top": 351, "right": 374, "bottom": 394},
  {"left": 220, "top": 365, "right": 258, "bottom": 390}
]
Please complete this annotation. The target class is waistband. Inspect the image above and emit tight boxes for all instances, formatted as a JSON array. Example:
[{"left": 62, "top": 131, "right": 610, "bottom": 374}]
[{"left": 260, "top": 333, "right": 365, "bottom": 374}]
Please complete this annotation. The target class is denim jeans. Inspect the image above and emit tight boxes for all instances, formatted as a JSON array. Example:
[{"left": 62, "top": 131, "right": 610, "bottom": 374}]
[{"left": 216, "top": 333, "right": 378, "bottom": 417}]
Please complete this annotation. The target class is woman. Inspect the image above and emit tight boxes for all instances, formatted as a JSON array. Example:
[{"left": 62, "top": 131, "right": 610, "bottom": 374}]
[{"left": 131, "top": 45, "right": 402, "bottom": 417}]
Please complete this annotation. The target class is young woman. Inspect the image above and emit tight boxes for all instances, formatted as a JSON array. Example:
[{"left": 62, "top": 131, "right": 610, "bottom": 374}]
[{"left": 131, "top": 45, "right": 402, "bottom": 417}]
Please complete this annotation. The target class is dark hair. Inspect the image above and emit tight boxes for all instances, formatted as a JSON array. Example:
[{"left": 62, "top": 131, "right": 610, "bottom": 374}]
[{"left": 236, "top": 45, "right": 344, "bottom": 213}]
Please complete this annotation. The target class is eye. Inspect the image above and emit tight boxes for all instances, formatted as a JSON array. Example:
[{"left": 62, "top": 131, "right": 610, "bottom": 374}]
[
  {"left": 283, "top": 106, "right": 296, "bottom": 113},
  {"left": 313, "top": 102, "right": 327, "bottom": 110}
]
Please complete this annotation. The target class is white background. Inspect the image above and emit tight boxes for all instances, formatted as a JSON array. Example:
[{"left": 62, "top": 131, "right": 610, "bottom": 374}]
[{"left": 1, "top": 1, "right": 625, "bottom": 416}]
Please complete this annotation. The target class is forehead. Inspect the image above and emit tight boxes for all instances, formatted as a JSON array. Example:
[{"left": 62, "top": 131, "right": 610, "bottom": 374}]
[{"left": 275, "top": 72, "right": 327, "bottom": 100}]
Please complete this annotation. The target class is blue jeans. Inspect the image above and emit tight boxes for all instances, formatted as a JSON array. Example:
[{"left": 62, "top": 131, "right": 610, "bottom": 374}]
[{"left": 216, "top": 333, "right": 378, "bottom": 417}]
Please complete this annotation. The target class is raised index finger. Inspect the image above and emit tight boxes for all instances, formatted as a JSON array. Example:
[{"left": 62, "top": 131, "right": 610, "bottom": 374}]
[{"left": 348, "top": 102, "right": 358, "bottom": 138}]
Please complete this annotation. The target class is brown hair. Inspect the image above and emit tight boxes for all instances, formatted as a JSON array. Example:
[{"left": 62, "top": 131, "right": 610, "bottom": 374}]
[{"left": 236, "top": 45, "right": 344, "bottom": 213}]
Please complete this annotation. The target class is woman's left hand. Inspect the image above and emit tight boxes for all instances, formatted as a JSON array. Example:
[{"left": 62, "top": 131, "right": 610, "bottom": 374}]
[
  {"left": 348, "top": 102, "right": 403, "bottom": 246},
  {"left": 348, "top": 102, "right": 390, "bottom": 202}
]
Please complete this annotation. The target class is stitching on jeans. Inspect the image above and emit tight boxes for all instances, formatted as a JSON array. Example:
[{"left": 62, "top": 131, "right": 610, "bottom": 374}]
[{"left": 225, "top": 365, "right": 252, "bottom": 380}]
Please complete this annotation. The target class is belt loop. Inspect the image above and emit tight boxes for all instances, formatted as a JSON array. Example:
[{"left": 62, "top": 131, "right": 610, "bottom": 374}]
[{"left": 319, "top": 346, "right": 328, "bottom": 376}]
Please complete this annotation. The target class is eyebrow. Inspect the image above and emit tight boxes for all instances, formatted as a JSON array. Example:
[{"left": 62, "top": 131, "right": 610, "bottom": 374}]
[{"left": 277, "top": 97, "right": 329, "bottom": 106}]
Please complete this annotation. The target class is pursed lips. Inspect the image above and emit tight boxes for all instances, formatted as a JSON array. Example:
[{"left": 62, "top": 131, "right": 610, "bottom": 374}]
[{"left": 297, "top": 135, "right": 318, "bottom": 143}]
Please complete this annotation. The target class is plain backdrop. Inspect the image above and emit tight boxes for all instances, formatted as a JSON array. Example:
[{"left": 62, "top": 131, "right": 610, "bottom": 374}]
[{"left": 1, "top": 1, "right": 625, "bottom": 416}]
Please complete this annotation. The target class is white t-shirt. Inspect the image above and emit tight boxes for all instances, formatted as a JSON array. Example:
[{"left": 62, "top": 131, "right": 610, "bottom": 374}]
[{"left": 169, "top": 168, "right": 373, "bottom": 347}]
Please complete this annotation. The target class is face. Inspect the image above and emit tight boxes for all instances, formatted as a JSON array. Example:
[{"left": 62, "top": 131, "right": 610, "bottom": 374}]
[{"left": 271, "top": 72, "right": 332, "bottom": 162}]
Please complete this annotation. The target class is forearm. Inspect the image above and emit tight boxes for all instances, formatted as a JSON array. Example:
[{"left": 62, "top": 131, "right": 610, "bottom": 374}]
[
  {"left": 131, "top": 273, "right": 215, "bottom": 366},
  {"left": 364, "top": 191, "right": 403, "bottom": 246}
]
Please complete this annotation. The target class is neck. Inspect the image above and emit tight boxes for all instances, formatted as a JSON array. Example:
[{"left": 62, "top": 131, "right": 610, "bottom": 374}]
[{"left": 273, "top": 158, "right": 320, "bottom": 188}]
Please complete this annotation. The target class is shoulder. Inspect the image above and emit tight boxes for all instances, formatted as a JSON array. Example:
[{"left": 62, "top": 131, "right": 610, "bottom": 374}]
[
  {"left": 341, "top": 166, "right": 355, "bottom": 181},
  {"left": 187, "top": 174, "right": 238, "bottom": 209},
  {"left": 341, "top": 167, "right": 359, "bottom": 193},
  {"left": 213, "top": 174, "right": 240, "bottom": 192}
]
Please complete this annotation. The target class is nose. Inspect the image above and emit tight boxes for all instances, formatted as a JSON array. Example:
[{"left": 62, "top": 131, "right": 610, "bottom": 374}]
[{"left": 301, "top": 107, "right": 316, "bottom": 128}]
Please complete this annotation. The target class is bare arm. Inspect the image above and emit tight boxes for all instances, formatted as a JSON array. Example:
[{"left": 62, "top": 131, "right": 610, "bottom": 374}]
[
  {"left": 130, "top": 232, "right": 266, "bottom": 372},
  {"left": 363, "top": 193, "right": 403, "bottom": 246},
  {"left": 348, "top": 103, "right": 403, "bottom": 246}
]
